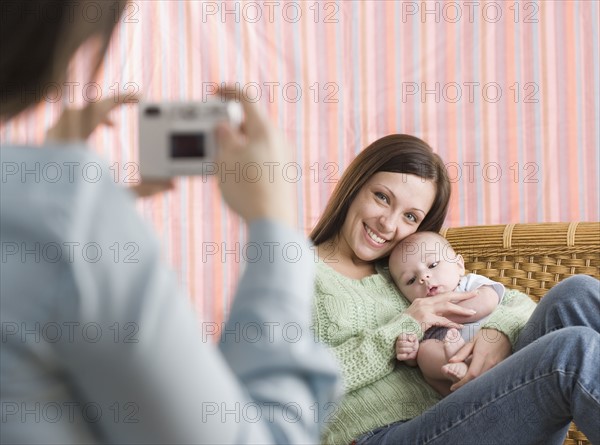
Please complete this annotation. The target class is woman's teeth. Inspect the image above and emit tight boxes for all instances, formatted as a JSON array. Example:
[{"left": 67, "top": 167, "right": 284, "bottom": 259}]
[{"left": 365, "top": 225, "right": 386, "bottom": 244}]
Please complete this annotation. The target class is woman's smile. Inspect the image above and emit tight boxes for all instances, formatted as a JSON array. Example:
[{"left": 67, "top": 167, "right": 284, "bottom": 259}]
[{"left": 364, "top": 223, "right": 388, "bottom": 247}]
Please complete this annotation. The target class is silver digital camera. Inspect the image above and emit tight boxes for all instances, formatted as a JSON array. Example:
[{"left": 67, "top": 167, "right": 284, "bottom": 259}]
[{"left": 138, "top": 100, "right": 243, "bottom": 178}]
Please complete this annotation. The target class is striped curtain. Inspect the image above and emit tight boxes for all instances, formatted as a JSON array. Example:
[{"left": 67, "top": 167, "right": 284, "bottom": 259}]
[{"left": 2, "top": 1, "right": 598, "bottom": 322}]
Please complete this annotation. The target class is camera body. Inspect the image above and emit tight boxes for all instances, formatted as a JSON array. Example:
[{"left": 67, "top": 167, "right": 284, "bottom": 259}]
[{"left": 138, "top": 100, "right": 243, "bottom": 178}]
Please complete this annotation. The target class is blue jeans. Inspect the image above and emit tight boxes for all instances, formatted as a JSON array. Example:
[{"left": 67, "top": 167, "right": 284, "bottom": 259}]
[{"left": 355, "top": 275, "right": 600, "bottom": 445}]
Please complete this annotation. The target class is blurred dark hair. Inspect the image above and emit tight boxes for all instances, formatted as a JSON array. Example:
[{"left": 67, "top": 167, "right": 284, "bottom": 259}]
[{"left": 0, "top": 0, "right": 126, "bottom": 118}]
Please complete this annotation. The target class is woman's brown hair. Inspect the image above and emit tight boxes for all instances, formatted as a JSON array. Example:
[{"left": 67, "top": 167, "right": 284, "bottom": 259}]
[
  {"left": 0, "top": 0, "right": 127, "bottom": 119},
  {"left": 310, "top": 134, "right": 451, "bottom": 245}
]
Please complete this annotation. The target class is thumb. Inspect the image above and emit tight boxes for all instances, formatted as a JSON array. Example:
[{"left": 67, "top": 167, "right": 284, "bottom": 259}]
[
  {"left": 215, "top": 123, "right": 248, "bottom": 174},
  {"left": 214, "top": 123, "right": 239, "bottom": 155},
  {"left": 449, "top": 341, "right": 474, "bottom": 363}
]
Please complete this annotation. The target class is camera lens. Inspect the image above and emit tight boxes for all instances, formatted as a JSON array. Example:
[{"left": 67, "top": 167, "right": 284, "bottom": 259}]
[{"left": 170, "top": 133, "right": 205, "bottom": 158}]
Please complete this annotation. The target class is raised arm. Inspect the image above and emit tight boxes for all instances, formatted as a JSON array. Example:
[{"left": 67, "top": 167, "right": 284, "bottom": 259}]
[{"left": 47, "top": 92, "right": 340, "bottom": 444}]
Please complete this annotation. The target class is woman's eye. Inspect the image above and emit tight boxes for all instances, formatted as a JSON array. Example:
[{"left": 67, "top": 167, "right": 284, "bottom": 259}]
[
  {"left": 407, "top": 277, "right": 415, "bottom": 285},
  {"left": 375, "top": 192, "right": 389, "bottom": 203},
  {"left": 405, "top": 213, "right": 417, "bottom": 223},
  {"left": 429, "top": 262, "right": 438, "bottom": 269}
]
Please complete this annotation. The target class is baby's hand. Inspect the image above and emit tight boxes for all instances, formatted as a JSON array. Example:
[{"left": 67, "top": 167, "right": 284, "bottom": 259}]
[{"left": 396, "top": 333, "right": 419, "bottom": 361}]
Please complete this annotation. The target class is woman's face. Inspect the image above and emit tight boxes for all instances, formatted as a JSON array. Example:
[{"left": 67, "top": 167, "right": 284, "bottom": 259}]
[{"left": 337, "top": 172, "right": 437, "bottom": 264}]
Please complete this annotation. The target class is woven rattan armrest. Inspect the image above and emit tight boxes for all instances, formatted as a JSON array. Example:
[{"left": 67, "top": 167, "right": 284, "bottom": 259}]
[{"left": 441, "top": 222, "right": 599, "bottom": 445}]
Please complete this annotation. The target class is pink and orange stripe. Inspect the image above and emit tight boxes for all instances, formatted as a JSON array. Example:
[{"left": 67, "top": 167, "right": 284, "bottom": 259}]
[{"left": 1, "top": 1, "right": 598, "bottom": 321}]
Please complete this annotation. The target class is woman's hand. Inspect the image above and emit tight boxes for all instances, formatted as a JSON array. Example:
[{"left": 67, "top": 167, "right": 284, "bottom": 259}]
[
  {"left": 46, "top": 96, "right": 173, "bottom": 198},
  {"left": 215, "top": 87, "right": 294, "bottom": 226},
  {"left": 448, "top": 328, "right": 512, "bottom": 391},
  {"left": 404, "top": 291, "right": 479, "bottom": 331}
]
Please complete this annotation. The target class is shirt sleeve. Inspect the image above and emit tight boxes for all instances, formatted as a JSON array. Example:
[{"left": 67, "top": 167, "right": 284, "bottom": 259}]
[
  {"left": 480, "top": 289, "right": 537, "bottom": 347},
  {"left": 218, "top": 220, "right": 342, "bottom": 443},
  {"left": 460, "top": 273, "right": 505, "bottom": 303},
  {"left": 57, "top": 158, "right": 340, "bottom": 444},
  {"left": 313, "top": 295, "right": 422, "bottom": 393}
]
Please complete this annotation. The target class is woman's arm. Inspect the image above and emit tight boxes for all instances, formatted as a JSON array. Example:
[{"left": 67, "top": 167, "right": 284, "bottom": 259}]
[
  {"left": 49, "top": 92, "right": 341, "bottom": 444},
  {"left": 51, "top": 157, "right": 339, "bottom": 444},
  {"left": 446, "top": 285, "right": 500, "bottom": 324},
  {"left": 313, "top": 294, "right": 423, "bottom": 393},
  {"left": 479, "top": 289, "right": 537, "bottom": 346},
  {"left": 313, "top": 287, "right": 478, "bottom": 393}
]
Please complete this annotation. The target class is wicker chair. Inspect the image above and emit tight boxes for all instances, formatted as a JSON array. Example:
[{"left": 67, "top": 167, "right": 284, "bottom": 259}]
[{"left": 440, "top": 222, "right": 600, "bottom": 445}]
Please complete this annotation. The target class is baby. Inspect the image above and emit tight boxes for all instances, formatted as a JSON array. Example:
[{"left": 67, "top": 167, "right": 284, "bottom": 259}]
[{"left": 389, "top": 231, "right": 504, "bottom": 396}]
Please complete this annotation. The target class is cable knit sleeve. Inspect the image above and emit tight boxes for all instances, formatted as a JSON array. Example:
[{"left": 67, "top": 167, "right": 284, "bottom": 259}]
[
  {"left": 312, "top": 262, "right": 422, "bottom": 393},
  {"left": 481, "top": 289, "right": 537, "bottom": 346}
]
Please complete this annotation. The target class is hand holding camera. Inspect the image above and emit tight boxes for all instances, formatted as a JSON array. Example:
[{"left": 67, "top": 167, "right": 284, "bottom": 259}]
[
  {"left": 138, "top": 99, "right": 243, "bottom": 178},
  {"left": 214, "top": 89, "right": 295, "bottom": 227},
  {"left": 138, "top": 89, "right": 294, "bottom": 226},
  {"left": 46, "top": 90, "right": 295, "bottom": 225},
  {"left": 46, "top": 96, "right": 174, "bottom": 198}
]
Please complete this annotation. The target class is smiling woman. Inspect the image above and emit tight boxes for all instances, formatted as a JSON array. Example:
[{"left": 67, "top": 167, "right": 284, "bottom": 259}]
[
  {"left": 309, "top": 133, "right": 600, "bottom": 445},
  {"left": 334, "top": 172, "right": 436, "bottom": 270},
  {"left": 310, "top": 134, "right": 450, "bottom": 280}
]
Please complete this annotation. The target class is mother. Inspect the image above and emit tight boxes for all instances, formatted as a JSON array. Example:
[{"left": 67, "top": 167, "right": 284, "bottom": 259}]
[{"left": 310, "top": 134, "right": 600, "bottom": 444}]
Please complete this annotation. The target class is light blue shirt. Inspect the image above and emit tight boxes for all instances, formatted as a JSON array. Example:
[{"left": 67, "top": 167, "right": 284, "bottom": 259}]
[{"left": 0, "top": 144, "right": 340, "bottom": 444}]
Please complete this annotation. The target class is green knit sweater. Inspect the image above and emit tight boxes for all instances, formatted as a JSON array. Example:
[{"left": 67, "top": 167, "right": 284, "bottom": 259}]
[{"left": 312, "top": 259, "right": 537, "bottom": 445}]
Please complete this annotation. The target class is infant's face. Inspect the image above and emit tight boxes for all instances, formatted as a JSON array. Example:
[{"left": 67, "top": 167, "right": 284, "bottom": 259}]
[{"left": 390, "top": 233, "right": 465, "bottom": 302}]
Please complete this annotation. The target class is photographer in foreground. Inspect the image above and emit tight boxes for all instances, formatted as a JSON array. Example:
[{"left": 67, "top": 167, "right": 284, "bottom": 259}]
[{"left": 0, "top": 1, "right": 339, "bottom": 443}]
